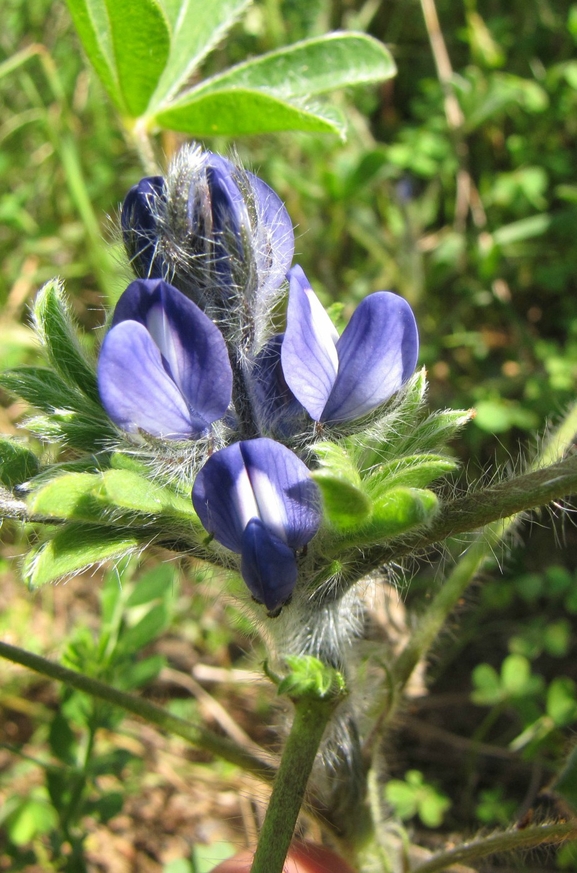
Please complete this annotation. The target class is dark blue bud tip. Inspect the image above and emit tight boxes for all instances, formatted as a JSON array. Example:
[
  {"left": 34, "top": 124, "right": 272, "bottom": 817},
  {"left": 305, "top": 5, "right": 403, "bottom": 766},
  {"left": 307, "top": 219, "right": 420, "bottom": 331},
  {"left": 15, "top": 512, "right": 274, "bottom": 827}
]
[{"left": 122, "top": 176, "right": 167, "bottom": 278}]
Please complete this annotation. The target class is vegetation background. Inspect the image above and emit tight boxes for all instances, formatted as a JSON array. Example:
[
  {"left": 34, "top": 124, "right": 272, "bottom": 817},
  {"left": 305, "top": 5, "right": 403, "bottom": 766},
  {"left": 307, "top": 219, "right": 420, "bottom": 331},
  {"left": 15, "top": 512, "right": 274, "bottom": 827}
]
[{"left": 1, "top": 0, "right": 577, "bottom": 870}]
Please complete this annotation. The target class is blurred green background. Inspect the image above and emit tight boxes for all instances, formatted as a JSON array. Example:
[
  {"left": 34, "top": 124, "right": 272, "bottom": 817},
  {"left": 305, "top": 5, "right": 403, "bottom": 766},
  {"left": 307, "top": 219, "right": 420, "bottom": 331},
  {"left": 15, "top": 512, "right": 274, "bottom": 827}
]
[{"left": 1, "top": 0, "right": 577, "bottom": 870}]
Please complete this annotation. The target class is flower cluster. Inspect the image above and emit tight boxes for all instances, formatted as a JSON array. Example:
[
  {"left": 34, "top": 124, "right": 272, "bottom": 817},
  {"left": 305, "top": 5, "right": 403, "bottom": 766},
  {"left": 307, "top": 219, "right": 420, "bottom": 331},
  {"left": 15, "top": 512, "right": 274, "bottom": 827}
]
[{"left": 97, "top": 146, "right": 419, "bottom": 614}]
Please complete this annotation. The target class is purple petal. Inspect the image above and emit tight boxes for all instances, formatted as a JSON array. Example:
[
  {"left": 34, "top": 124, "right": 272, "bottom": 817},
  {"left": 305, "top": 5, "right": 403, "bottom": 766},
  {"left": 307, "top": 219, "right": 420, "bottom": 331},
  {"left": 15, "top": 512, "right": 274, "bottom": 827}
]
[
  {"left": 248, "top": 172, "right": 295, "bottom": 295},
  {"left": 241, "top": 518, "right": 297, "bottom": 612},
  {"left": 98, "top": 321, "right": 205, "bottom": 439},
  {"left": 281, "top": 266, "right": 339, "bottom": 421},
  {"left": 192, "top": 443, "right": 250, "bottom": 551},
  {"left": 109, "top": 279, "right": 233, "bottom": 427},
  {"left": 322, "top": 292, "right": 419, "bottom": 422},
  {"left": 237, "top": 439, "right": 321, "bottom": 549},
  {"left": 192, "top": 438, "right": 321, "bottom": 553},
  {"left": 251, "top": 335, "right": 306, "bottom": 436}
]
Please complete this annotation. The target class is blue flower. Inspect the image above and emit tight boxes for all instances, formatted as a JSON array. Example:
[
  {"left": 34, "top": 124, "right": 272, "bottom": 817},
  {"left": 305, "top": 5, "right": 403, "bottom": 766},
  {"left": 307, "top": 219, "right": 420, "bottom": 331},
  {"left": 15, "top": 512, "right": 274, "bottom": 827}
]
[
  {"left": 97, "top": 279, "right": 232, "bottom": 440},
  {"left": 192, "top": 438, "right": 322, "bottom": 613},
  {"left": 280, "top": 265, "right": 419, "bottom": 423}
]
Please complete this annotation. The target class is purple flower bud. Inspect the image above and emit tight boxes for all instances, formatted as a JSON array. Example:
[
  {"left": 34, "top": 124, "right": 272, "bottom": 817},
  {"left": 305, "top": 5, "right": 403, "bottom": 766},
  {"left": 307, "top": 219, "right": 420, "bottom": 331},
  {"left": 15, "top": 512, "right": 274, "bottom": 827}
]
[
  {"left": 192, "top": 438, "right": 321, "bottom": 613},
  {"left": 281, "top": 266, "right": 419, "bottom": 423},
  {"left": 98, "top": 279, "right": 233, "bottom": 440},
  {"left": 121, "top": 176, "right": 166, "bottom": 279},
  {"left": 120, "top": 147, "right": 295, "bottom": 317}
]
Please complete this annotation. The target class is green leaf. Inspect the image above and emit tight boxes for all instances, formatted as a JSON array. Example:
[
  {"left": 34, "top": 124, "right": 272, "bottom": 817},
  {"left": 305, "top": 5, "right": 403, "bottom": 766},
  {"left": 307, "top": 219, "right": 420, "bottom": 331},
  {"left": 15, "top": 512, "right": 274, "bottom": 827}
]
[
  {"left": 24, "top": 410, "right": 116, "bottom": 452},
  {"left": 0, "top": 366, "right": 91, "bottom": 414},
  {"left": 66, "top": 0, "right": 171, "bottom": 116},
  {"left": 118, "top": 602, "right": 170, "bottom": 653},
  {"left": 151, "top": 0, "right": 251, "bottom": 107},
  {"left": 100, "top": 469, "right": 197, "bottom": 519},
  {"left": 312, "top": 441, "right": 371, "bottom": 529},
  {"left": 65, "top": 0, "right": 123, "bottom": 110},
  {"left": 368, "top": 487, "right": 438, "bottom": 537},
  {"left": 125, "top": 564, "right": 176, "bottom": 607},
  {"left": 547, "top": 677, "right": 577, "bottom": 727},
  {"left": 117, "top": 653, "right": 165, "bottom": 688},
  {"left": 7, "top": 796, "right": 58, "bottom": 845},
  {"left": 0, "top": 438, "right": 40, "bottom": 488},
  {"left": 111, "top": 0, "right": 171, "bottom": 115},
  {"left": 27, "top": 472, "right": 109, "bottom": 522},
  {"left": 492, "top": 213, "right": 552, "bottom": 246},
  {"left": 33, "top": 279, "right": 100, "bottom": 404},
  {"left": 365, "top": 455, "right": 457, "bottom": 494},
  {"left": 471, "top": 663, "right": 502, "bottom": 706},
  {"left": 276, "top": 655, "right": 346, "bottom": 700},
  {"left": 154, "top": 87, "right": 345, "bottom": 136},
  {"left": 23, "top": 523, "right": 139, "bottom": 587},
  {"left": 188, "top": 33, "right": 396, "bottom": 101},
  {"left": 27, "top": 469, "right": 196, "bottom": 525},
  {"left": 49, "top": 712, "right": 77, "bottom": 765}
]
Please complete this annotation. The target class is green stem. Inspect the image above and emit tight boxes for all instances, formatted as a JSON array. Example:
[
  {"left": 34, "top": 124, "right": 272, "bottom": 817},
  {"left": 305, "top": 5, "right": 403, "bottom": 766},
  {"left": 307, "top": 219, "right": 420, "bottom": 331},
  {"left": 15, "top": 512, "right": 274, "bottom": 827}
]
[
  {"left": 127, "top": 117, "right": 162, "bottom": 175},
  {"left": 0, "top": 640, "right": 275, "bottom": 781},
  {"left": 250, "top": 696, "right": 337, "bottom": 873},
  {"left": 410, "top": 822, "right": 577, "bottom": 873}
]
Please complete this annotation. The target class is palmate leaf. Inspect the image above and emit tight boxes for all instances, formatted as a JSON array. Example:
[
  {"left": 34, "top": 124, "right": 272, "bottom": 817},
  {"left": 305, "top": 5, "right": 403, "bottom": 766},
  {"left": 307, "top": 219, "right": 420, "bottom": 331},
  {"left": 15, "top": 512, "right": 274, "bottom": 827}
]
[
  {"left": 66, "top": 0, "right": 171, "bottom": 116},
  {"left": 151, "top": 0, "right": 252, "bottom": 108},
  {"left": 155, "top": 89, "right": 346, "bottom": 137},
  {"left": 153, "top": 33, "right": 395, "bottom": 137},
  {"left": 186, "top": 33, "right": 396, "bottom": 101}
]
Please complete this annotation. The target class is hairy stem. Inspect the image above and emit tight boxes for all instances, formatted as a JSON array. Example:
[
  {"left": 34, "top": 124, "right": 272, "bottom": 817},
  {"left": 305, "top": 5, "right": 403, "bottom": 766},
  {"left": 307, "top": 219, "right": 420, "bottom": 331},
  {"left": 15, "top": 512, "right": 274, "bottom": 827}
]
[
  {"left": 250, "top": 695, "right": 338, "bottom": 873},
  {"left": 0, "top": 640, "right": 275, "bottom": 780},
  {"left": 411, "top": 822, "right": 577, "bottom": 873}
]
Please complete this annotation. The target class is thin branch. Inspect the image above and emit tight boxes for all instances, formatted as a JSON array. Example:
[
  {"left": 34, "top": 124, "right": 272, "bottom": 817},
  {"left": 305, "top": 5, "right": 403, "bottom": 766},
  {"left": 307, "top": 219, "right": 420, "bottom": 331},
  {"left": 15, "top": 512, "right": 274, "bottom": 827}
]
[
  {"left": 410, "top": 822, "right": 577, "bottom": 873},
  {"left": 0, "top": 640, "right": 276, "bottom": 780}
]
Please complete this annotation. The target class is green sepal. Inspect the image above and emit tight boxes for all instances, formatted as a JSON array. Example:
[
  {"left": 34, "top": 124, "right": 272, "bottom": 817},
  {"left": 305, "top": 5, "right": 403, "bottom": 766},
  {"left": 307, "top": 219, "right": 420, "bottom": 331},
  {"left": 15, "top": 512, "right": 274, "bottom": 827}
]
[
  {"left": 22, "top": 523, "right": 140, "bottom": 587},
  {"left": 274, "top": 655, "right": 346, "bottom": 701},
  {"left": 32, "top": 279, "right": 100, "bottom": 404},
  {"left": 0, "top": 438, "right": 40, "bottom": 488},
  {"left": 334, "top": 487, "right": 439, "bottom": 550},
  {"left": 312, "top": 442, "right": 371, "bottom": 530},
  {"left": 365, "top": 455, "right": 458, "bottom": 495}
]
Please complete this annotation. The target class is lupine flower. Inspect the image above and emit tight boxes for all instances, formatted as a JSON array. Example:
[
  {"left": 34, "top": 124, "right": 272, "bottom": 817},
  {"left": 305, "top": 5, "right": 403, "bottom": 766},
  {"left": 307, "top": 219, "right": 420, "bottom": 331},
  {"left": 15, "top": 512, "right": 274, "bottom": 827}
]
[
  {"left": 120, "top": 147, "right": 295, "bottom": 322},
  {"left": 97, "top": 279, "right": 232, "bottom": 440},
  {"left": 192, "top": 438, "right": 322, "bottom": 613},
  {"left": 280, "top": 265, "right": 419, "bottom": 423}
]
